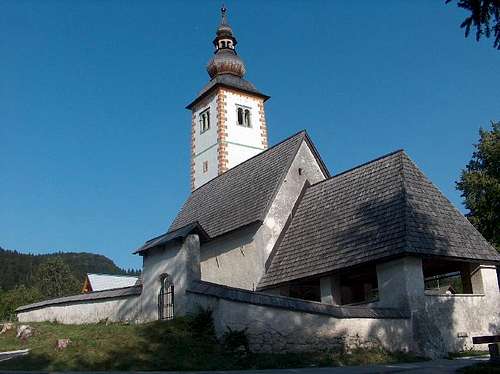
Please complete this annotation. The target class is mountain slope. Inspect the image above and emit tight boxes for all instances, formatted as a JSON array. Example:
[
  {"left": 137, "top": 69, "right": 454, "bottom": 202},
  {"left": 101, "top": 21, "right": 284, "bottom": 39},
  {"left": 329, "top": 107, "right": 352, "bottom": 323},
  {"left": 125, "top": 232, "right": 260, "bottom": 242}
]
[{"left": 0, "top": 247, "right": 139, "bottom": 291}]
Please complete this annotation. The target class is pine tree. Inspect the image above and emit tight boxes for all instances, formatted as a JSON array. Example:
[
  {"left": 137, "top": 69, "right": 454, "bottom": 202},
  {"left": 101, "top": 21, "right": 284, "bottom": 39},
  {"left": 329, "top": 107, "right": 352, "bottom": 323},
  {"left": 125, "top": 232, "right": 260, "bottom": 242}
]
[{"left": 457, "top": 121, "right": 500, "bottom": 250}]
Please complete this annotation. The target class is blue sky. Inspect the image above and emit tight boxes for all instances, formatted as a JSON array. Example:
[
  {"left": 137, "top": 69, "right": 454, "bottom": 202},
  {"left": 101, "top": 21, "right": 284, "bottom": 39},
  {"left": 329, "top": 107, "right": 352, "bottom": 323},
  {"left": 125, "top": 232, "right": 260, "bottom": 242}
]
[{"left": 1, "top": 1, "right": 499, "bottom": 270}]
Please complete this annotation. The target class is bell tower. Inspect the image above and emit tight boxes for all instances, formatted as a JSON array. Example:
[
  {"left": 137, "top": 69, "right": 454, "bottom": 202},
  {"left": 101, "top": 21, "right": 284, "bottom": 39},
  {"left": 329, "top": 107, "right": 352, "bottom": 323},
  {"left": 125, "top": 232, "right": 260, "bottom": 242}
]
[{"left": 186, "top": 6, "right": 270, "bottom": 191}]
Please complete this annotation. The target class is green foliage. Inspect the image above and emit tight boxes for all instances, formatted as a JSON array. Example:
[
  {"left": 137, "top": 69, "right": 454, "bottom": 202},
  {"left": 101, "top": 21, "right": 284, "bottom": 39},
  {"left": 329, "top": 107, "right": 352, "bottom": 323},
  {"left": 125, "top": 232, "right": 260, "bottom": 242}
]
[
  {"left": 0, "top": 320, "right": 425, "bottom": 371},
  {"left": 0, "top": 247, "right": 140, "bottom": 291},
  {"left": 0, "top": 285, "right": 43, "bottom": 321},
  {"left": 188, "top": 307, "right": 216, "bottom": 339},
  {"left": 446, "top": 0, "right": 500, "bottom": 49},
  {"left": 456, "top": 121, "right": 500, "bottom": 250},
  {"left": 32, "top": 257, "right": 80, "bottom": 299},
  {"left": 221, "top": 326, "right": 249, "bottom": 353}
]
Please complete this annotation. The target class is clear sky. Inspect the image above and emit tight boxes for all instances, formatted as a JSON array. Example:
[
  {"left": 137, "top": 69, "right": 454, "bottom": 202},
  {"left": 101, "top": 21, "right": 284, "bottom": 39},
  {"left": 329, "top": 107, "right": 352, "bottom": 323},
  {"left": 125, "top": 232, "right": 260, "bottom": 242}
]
[{"left": 1, "top": 1, "right": 499, "bottom": 270}]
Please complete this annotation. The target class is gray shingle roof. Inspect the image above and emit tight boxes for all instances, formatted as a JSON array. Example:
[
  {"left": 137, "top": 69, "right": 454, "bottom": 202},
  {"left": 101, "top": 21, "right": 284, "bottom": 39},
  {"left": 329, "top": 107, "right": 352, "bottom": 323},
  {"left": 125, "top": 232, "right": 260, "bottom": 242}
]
[
  {"left": 188, "top": 280, "right": 408, "bottom": 319},
  {"left": 186, "top": 74, "right": 269, "bottom": 110},
  {"left": 169, "top": 131, "right": 319, "bottom": 239},
  {"left": 135, "top": 222, "right": 208, "bottom": 254},
  {"left": 259, "top": 150, "right": 500, "bottom": 289}
]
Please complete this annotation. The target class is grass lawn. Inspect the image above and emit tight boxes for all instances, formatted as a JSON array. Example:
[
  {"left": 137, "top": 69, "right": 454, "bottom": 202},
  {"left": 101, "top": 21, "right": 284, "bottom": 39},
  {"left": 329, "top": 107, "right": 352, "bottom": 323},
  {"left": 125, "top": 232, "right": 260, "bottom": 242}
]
[{"left": 0, "top": 315, "right": 425, "bottom": 371}]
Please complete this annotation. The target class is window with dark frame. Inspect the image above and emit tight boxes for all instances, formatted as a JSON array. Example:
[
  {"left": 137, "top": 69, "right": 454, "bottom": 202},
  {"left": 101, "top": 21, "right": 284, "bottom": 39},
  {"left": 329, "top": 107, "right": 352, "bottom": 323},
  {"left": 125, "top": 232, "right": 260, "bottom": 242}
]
[
  {"left": 236, "top": 106, "right": 251, "bottom": 128},
  {"left": 199, "top": 108, "right": 210, "bottom": 133}
]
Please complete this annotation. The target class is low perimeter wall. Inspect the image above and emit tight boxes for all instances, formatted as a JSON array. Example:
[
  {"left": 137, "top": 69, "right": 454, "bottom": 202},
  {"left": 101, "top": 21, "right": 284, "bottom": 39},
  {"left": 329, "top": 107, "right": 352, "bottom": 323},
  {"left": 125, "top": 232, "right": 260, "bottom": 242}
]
[
  {"left": 187, "top": 281, "right": 414, "bottom": 354},
  {"left": 16, "top": 286, "right": 142, "bottom": 324}
]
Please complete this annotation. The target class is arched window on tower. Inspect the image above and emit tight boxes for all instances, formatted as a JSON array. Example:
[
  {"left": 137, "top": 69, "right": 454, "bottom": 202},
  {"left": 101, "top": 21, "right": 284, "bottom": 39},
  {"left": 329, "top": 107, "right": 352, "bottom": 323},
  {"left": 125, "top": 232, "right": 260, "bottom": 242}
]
[
  {"left": 237, "top": 107, "right": 244, "bottom": 126},
  {"left": 199, "top": 108, "right": 210, "bottom": 133},
  {"left": 244, "top": 109, "right": 251, "bottom": 127}
]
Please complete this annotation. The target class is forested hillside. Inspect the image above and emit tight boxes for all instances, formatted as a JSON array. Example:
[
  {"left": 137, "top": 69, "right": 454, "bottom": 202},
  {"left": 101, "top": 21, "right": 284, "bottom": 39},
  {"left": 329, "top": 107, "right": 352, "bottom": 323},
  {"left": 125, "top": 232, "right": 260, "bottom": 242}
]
[{"left": 0, "top": 247, "right": 139, "bottom": 291}]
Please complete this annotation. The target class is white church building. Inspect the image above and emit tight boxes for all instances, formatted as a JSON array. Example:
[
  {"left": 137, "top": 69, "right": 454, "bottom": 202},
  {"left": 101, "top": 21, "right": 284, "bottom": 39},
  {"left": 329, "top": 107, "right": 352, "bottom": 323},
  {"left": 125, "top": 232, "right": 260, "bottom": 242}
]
[{"left": 17, "top": 7, "right": 500, "bottom": 358}]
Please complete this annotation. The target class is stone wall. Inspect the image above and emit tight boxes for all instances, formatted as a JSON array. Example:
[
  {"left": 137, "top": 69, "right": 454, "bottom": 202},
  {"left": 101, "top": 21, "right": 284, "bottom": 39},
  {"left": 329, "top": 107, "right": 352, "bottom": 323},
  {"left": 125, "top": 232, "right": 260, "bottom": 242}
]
[
  {"left": 187, "top": 281, "right": 413, "bottom": 354},
  {"left": 17, "top": 292, "right": 141, "bottom": 324}
]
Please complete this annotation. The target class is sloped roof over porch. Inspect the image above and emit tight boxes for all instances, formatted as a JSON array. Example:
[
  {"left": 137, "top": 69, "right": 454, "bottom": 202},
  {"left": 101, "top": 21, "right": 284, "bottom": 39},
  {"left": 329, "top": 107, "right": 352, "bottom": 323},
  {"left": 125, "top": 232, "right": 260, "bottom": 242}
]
[{"left": 259, "top": 150, "right": 500, "bottom": 289}]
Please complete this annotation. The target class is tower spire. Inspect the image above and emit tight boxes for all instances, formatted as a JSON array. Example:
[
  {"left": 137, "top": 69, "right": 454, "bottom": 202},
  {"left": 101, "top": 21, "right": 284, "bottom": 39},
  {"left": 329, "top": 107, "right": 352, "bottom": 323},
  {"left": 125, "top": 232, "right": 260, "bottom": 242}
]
[{"left": 207, "top": 5, "right": 245, "bottom": 79}]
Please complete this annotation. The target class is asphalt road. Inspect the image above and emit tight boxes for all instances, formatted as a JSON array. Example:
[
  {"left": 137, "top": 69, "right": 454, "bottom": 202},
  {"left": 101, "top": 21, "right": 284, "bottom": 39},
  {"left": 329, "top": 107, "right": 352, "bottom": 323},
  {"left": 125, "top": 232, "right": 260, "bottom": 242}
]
[{"left": 0, "top": 355, "right": 489, "bottom": 373}]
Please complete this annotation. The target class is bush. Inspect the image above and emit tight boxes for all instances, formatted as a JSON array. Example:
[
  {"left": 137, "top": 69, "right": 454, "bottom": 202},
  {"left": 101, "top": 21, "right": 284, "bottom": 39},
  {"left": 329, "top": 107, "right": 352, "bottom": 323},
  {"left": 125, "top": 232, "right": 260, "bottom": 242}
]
[
  {"left": 189, "top": 307, "right": 216, "bottom": 339},
  {"left": 221, "top": 326, "right": 249, "bottom": 353},
  {"left": 0, "top": 285, "right": 43, "bottom": 321}
]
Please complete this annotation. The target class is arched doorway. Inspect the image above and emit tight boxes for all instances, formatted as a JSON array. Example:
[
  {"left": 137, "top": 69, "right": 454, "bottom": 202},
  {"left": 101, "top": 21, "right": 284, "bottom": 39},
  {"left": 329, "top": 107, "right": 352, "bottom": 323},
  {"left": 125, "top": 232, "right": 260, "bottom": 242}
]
[{"left": 158, "top": 274, "right": 174, "bottom": 320}]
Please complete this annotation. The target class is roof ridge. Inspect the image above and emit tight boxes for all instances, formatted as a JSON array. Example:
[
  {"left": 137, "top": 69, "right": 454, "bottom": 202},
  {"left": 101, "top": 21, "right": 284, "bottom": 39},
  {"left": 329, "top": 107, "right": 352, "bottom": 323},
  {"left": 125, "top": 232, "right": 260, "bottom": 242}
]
[
  {"left": 190, "top": 130, "right": 307, "bottom": 193},
  {"left": 399, "top": 151, "right": 410, "bottom": 252},
  {"left": 308, "top": 149, "right": 406, "bottom": 189},
  {"left": 87, "top": 273, "right": 139, "bottom": 278}
]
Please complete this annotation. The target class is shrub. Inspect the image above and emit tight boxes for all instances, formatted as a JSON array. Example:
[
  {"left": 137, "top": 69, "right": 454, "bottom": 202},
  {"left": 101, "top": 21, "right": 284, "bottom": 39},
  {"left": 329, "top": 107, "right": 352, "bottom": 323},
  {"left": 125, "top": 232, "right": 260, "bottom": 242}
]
[{"left": 221, "top": 326, "right": 249, "bottom": 353}]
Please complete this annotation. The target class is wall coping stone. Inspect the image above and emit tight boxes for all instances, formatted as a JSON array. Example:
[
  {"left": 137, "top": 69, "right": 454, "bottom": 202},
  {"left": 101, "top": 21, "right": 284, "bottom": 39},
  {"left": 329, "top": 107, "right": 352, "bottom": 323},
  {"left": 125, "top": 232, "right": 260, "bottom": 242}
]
[
  {"left": 424, "top": 292, "right": 485, "bottom": 298},
  {"left": 187, "top": 281, "right": 409, "bottom": 319},
  {"left": 16, "top": 285, "right": 142, "bottom": 313}
]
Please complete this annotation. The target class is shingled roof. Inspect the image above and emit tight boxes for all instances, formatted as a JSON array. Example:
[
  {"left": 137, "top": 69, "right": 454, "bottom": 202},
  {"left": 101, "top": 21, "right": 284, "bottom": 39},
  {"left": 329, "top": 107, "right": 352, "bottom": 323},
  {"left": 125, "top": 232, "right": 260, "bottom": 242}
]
[
  {"left": 168, "top": 131, "right": 329, "bottom": 240},
  {"left": 259, "top": 150, "right": 500, "bottom": 289},
  {"left": 186, "top": 74, "right": 269, "bottom": 109}
]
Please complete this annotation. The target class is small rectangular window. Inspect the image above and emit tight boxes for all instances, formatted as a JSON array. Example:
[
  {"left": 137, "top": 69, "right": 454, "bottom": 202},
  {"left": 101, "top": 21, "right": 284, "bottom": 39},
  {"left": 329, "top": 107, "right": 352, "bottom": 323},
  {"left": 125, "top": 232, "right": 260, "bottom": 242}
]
[
  {"left": 199, "top": 108, "right": 210, "bottom": 134},
  {"left": 203, "top": 161, "right": 208, "bottom": 173}
]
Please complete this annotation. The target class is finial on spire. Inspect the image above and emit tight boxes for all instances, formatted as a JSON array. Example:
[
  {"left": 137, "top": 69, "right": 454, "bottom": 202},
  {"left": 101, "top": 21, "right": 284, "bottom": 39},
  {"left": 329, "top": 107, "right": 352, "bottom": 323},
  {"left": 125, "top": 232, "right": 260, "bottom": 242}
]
[{"left": 221, "top": 4, "right": 227, "bottom": 24}]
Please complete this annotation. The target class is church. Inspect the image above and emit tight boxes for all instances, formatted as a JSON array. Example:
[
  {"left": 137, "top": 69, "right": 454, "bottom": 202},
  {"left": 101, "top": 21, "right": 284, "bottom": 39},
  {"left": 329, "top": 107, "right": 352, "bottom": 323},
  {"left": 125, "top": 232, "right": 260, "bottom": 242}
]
[{"left": 17, "top": 7, "right": 500, "bottom": 358}]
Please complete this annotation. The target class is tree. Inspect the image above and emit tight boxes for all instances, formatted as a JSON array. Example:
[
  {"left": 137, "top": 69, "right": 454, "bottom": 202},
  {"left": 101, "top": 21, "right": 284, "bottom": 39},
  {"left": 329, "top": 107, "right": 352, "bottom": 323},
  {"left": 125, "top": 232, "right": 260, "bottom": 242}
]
[
  {"left": 0, "top": 285, "right": 43, "bottom": 321},
  {"left": 446, "top": 0, "right": 500, "bottom": 49},
  {"left": 32, "top": 257, "right": 81, "bottom": 298},
  {"left": 457, "top": 121, "right": 500, "bottom": 250}
]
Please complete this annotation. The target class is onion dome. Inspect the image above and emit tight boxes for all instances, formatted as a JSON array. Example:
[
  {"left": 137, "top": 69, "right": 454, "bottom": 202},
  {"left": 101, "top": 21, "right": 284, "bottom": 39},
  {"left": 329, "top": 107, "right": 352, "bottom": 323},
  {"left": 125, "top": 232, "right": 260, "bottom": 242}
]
[{"left": 207, "top": 6, "right": 246, "bottom": 79}]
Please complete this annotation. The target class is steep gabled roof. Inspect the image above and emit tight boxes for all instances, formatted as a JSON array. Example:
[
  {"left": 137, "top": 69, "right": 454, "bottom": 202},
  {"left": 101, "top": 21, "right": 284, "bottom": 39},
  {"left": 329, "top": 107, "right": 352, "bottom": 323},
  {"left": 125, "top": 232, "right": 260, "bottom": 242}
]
[
  {"left": 259, "top": 150, "right": 500, "bottom": 289},
  {"left": 168, "top": 131, "right": 329, "bottom": 240}
]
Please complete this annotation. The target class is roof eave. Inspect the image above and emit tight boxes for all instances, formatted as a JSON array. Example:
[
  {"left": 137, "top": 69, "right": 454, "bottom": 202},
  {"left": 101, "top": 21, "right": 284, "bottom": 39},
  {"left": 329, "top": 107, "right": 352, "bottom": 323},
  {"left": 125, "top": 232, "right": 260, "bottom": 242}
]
[
  {"left": 186, "top": 82, "right": 270, "bottom": 110},
  {"left": 134, "top": 222, "right": 210, "bottom": 255}
]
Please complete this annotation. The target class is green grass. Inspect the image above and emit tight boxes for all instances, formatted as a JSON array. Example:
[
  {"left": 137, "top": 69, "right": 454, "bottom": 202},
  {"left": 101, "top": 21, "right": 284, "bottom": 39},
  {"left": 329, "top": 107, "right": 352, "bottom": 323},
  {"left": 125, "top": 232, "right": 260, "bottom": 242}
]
[
  {"left": 449, "top": 350, "right": 491, "bottom": 359},
  {"left": 0, "top": 318, "right": 424, "bottom": 371}
]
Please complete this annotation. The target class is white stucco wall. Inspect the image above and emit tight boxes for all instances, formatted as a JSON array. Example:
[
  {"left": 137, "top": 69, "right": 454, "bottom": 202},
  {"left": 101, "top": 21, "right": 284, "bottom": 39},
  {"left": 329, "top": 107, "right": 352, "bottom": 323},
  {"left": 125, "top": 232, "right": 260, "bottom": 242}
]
[
  {"left": 17, "top": 295, "right": 141, "bottom": 324},
  {"left": 192, "top": 94, "right": 219, "bottom": 189},
  {"left": 140, "top": 235, "right": 200, "bottom": 322},
  {"left": 415, "top": 265, "right": 500, "bottom": 357},
  {"left": 223, "top": 89, "right": 266, "bottom": 169},
  {"left": 200, "top": 224, "right": 260, "bottom": 290},
  {"left": 255, "top": 140, "right": 328, "bottom": 275},
  {"left": 376, "top": 258, "right": 500, "bottom": 357},
  {"left": 198, "top": 139, "right": 328, "bottom": 291}
]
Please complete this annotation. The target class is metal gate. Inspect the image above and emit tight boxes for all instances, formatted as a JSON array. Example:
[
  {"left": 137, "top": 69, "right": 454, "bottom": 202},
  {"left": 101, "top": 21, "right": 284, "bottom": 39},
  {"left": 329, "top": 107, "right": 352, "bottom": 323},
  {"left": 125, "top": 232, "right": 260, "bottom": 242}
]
[{"left": 158, "top": 274, "right": 174, "bottom": 320}]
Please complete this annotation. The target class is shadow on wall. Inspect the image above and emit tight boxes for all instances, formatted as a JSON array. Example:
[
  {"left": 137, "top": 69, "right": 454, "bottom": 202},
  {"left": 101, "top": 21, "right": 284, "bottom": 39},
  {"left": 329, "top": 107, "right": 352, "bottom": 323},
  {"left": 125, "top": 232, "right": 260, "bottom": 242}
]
[{"left": 353, "top": 189, "right": 498, "bottom": 358}]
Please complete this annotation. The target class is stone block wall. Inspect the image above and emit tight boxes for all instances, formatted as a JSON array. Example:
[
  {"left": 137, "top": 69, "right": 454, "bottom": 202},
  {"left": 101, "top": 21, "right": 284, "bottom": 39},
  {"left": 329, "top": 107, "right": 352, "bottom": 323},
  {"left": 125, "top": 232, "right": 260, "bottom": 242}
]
[{"left": 187, "top": 281, "right": 413, "bottom": 354}]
